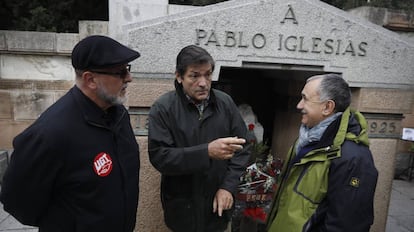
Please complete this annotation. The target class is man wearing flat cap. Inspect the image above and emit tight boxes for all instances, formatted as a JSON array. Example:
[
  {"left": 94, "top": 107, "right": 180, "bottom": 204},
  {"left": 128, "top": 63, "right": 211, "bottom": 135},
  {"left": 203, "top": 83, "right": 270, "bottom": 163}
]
[{"left": 1, "top": 35, "right": 141, "bottom": 232}]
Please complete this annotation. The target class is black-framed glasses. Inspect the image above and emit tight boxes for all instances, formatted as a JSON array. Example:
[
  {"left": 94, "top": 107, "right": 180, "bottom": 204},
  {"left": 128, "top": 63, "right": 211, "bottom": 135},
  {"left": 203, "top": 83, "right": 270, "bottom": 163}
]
[{"left": 90, "top": 64, "right": 131, "bottom": 79}]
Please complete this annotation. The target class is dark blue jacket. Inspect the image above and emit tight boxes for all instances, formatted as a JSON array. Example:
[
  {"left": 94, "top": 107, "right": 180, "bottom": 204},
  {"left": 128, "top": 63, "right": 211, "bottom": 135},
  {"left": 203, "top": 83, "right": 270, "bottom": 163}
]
[{"left": 1, "top": 86, "right": 140, "bottom": 232}]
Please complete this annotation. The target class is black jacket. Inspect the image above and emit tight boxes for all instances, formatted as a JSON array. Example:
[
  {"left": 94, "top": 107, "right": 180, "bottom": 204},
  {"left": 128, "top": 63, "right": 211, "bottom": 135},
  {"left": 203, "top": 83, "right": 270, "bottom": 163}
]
[
  {"left": 0, "top": 86, "right": 140, "bottom": 232},
  {"left": 148, "top": 80, "right": 250, "bottom": 232}
]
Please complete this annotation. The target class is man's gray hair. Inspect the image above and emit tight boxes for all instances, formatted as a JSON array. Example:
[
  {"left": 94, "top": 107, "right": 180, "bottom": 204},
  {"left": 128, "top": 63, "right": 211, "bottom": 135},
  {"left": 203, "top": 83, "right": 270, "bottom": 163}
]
[{"left": 307, "top": 73, "right": 351, "bottom": 112}]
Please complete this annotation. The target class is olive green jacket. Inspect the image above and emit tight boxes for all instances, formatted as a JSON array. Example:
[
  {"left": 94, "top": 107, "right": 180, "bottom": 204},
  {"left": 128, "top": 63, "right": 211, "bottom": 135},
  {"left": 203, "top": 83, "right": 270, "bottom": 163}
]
[{"left": 267, "top": 108, "right": 377, "bottom": 232}]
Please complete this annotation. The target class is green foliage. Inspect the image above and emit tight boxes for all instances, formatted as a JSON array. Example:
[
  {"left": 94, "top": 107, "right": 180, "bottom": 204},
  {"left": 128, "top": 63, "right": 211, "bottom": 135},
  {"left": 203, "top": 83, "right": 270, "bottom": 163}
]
[
  {"left": 0, "top": 0, "right": 108, "bottom": 32},
  {"left": 249, "top": 141, "right": 270, "bottom": 163},
  {"left": 169, "top": 0, "right": 228, "bottom": 6},
  {"left": 19, "top": 6, "right": 56, "bottom": 32},
  {"left": 390, "top": 0, "right": 414, "bottom": 11},
  {"left": 322, "top": 0, "right": 414, "bottom": 11},
  {"left": 1, "top": 0, "right": 412, "bottom": 32}
]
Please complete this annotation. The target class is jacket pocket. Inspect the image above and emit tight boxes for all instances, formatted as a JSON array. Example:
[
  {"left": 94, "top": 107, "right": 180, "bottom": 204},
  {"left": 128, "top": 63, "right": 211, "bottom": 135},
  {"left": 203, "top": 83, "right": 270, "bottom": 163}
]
[
  {"left": 164, "top": 198, "right": 196, "bottom": 232},
  {"left": 294, "top": 163, "right": 329, "bottom": 204}
]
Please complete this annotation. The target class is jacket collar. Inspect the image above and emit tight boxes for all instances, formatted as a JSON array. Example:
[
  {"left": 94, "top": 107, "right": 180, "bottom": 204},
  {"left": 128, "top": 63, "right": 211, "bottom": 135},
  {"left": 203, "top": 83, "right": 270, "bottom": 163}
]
[
  {"left": 332, "top": 107, "right": 370, "bottom": 148},
  {"left": 309, "top": 107, "right": 369, "bottom": 150},
  {"left": 294, "top": 107, "right": 370, "bottom": 163},
  {"left": 71, "top": 85, "right": 126, "bottom": 129}
]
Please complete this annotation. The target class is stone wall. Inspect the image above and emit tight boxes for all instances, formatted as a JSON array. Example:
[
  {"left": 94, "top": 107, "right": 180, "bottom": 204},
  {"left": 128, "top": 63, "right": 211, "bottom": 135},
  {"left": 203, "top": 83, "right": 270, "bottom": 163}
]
[
  {"left": 348, "top": 6, "right": 414, "bottom": 177},
  {"left": 0, "top": 30, "right": 78, "bottom": 149},
  {"left": 350, "top": 88, "right": 414, "bottom": 231},
  {"left": 348, "top": 6, "right": 414, "bottom": 42}
]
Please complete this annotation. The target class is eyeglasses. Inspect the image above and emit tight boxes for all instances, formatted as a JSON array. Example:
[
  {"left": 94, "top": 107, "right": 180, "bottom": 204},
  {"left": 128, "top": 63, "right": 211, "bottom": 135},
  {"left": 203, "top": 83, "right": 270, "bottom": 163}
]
[{"left": 90, "top": 64, "right": 131, "bottom": 79}]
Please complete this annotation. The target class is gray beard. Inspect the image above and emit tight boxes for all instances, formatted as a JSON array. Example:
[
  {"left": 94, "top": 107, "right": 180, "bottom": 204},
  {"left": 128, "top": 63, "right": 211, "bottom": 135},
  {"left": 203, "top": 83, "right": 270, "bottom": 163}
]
[{"left": 96, "top": 85, "right": 126, "bottom": 106}]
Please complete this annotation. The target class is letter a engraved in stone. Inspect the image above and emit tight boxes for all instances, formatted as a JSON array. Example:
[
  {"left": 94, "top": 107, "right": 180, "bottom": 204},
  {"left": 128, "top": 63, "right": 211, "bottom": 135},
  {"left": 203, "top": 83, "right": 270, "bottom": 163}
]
[
  {"left": 206, "top": 30, "right": 221, "bottom": 47},
  {"left": 281, "top": 5, "right": 298, "bottom": 24},
  {"left": 195, "top": 29, "right": 207, "bottom": 45}
]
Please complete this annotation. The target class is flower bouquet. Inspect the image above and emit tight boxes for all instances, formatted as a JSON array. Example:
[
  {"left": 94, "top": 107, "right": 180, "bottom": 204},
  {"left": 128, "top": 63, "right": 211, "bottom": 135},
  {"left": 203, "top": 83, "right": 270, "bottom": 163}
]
[
  {"left": 233, "top": 105, "right": 284, "bottom": 230},
  {"left": 233, "top": 152, "right": 283, "bottom": 224}
]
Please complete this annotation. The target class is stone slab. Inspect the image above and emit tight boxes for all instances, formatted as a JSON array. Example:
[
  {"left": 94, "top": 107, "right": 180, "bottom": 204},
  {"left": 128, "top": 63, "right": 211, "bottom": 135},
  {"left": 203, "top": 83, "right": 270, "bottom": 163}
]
[
  {"left": 3, "top": 30, "right": 56, "bottom": 53},
  {"left": 136, "top": 137, "right": 169, "bottom": 232},
  {"left": 370, "top": 138, "right": 398, "bottom": 232},
  {"left": 0, "top": 32, "right": 5, "bottom": 50},
  {"left": 56, "top": 33, "right": 79, "bottom": 53},
  {"left": 0, "top": 79, "right": 74, "bottom": 90},
  {"left": 125, "top": 0, "right": 414, "bottom": 89},
  {"left": 0, "top": 30, "right": 79, "bottom": 55},
  {"left": 0, "top": 54, "right": 74, "bottom": 80},
  {"left": 11, "top": 91, "right": 55, "bottom": 120},
  {"left": 0, "top": 92, "right": 12, "bottom": 119},
  {"left": 109, "top": 0, "right": 169, "bottom": 42},
  {"left": 127, "top": 77, "right": 174, "bottom": 107},
  {"left": 0, "top": 120, "right": 33, "bottom": 149},
  {"left": 352, "top": 88, "right": 414, "bottom": 114},
  {"left": 78, "top": 21, "right": 109, "bottom": 40}
]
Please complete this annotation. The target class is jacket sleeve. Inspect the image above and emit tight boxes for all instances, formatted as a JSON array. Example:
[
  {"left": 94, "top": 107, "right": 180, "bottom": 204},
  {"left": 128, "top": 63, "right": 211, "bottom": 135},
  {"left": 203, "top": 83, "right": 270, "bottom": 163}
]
[
  {"left": 0, "top": 124, "right": 62, "bottom": 226},
  {"left": 323, "top": 141, "right": 378, "bottom": 232},
  {"left": 219, "top": 101, "right": 251, "bottom": 195},
  {"left": 148, "top": 102, "right": 211, "bottom": 175}
]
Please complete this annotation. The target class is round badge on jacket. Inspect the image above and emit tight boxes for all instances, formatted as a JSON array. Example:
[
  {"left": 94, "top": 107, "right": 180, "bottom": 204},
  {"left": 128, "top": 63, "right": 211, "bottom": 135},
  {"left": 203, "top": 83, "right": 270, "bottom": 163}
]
[{"left": 93, "top": 152, "right": 113, "bottom": 177}]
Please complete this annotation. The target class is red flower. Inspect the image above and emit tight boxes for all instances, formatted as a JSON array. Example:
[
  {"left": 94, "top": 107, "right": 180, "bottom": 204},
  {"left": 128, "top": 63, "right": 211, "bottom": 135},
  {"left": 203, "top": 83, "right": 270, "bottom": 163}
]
[
  {"left": 243, "top": 207, "right": 267, "bottom": 222},
  {"left": 248, "top": 123, "right": 255, "bottom": 131}
]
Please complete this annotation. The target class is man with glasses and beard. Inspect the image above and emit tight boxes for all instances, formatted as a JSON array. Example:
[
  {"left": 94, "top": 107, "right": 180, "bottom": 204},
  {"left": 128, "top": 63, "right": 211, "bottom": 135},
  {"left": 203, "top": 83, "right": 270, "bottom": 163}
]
[{"left": 1, "top": 35, "right": 141, "bottom": 232}]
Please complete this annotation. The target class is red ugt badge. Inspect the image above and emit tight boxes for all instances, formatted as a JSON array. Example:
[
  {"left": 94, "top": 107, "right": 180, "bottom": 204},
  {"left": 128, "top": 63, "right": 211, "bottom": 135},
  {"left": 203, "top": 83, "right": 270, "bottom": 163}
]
[{"left": 93, "top": 152, "right": 113, "bottom": 177}]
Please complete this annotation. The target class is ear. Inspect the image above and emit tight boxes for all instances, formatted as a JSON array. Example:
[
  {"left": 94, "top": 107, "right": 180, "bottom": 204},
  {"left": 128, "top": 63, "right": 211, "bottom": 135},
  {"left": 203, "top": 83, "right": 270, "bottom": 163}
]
[
  {"left": 82, "top": 71, "right": 98, "bottom": 90},
  {"left": 323, "top": 100, "right": 336, "bottom": 116},
  {"left": 175, "top": 71, "right": 183, "bottom": 84}
]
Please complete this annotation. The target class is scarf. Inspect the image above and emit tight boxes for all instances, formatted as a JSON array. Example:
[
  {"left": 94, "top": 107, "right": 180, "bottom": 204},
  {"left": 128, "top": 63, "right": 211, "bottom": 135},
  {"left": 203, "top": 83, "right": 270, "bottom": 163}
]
[{"left": 295, "top": 112, "right": 342, "bottom": 154}]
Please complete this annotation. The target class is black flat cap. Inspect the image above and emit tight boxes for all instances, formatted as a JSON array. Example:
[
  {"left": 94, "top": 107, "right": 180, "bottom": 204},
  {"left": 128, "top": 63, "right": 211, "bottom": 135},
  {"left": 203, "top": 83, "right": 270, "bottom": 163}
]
[{"left": 71, "top": 35, "right": 140, "bottom": 70}]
